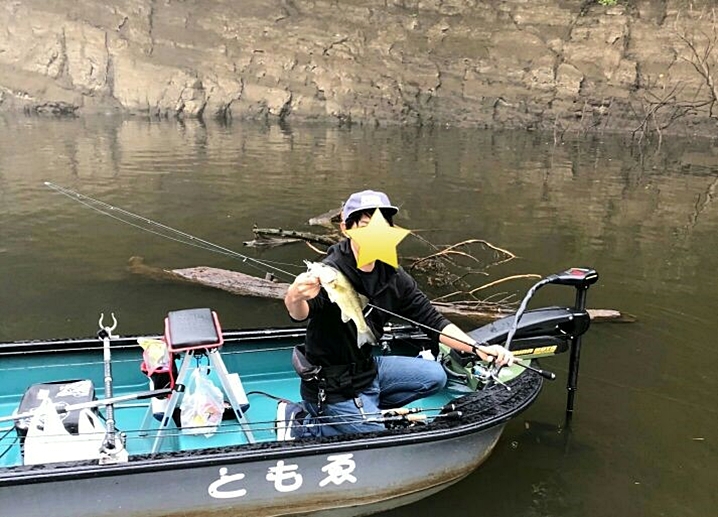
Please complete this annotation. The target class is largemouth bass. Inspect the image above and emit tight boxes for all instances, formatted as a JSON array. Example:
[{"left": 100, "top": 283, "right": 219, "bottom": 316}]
[{"left": 304, "top": 261, "right": 377, "bottom": 348}]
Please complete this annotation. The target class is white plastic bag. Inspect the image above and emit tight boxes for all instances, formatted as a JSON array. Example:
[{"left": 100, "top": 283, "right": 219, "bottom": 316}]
[{"left": 180, "top": 368, "right": 224, "bottom": 437}]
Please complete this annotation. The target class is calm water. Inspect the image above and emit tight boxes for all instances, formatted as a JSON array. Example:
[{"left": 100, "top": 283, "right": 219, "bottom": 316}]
[{"left": 1, "top": 116, "right": 716, "bottom": 517}]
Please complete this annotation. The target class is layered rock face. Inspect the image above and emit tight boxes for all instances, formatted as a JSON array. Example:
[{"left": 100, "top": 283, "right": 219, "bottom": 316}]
[{"left": 1, "top": 0, "right": 716, "bottom": 135}]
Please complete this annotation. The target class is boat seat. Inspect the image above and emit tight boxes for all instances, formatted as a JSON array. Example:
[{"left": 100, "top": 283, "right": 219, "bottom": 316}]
[
  {"left": 164, "top": 308, "right": 224, "bottom": 352},
  {"left": 148, "top": 308, "right": 256, "bottom": 452}
]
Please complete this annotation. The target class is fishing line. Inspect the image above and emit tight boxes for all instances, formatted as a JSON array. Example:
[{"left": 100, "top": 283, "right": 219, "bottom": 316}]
[{"left": 44, "top": 182, "right": 298, "bottom": 282}]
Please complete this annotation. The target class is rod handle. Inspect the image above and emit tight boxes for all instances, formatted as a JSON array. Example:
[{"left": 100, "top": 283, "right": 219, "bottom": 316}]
[{"left": 536, "top": 367, "right": 557, "bottom": 380}]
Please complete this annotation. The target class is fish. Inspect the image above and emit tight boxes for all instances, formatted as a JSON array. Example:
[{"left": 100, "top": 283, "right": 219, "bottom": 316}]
[{"left": 304, "top": 261, "right": 377, "bottom": 348}]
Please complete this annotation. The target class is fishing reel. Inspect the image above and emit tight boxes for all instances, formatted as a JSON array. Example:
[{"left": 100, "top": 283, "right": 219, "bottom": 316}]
[
  {"left": 446, "top": 351, "right": 521, "bottom": 392},
  {"left": 472, "top": 360, "right": 512, "bottom": 391}
]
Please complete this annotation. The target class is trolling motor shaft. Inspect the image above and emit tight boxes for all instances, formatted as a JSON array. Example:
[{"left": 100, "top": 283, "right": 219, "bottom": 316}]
[{"left": 564, "top": 269, "right": 598, "bottom": 423}]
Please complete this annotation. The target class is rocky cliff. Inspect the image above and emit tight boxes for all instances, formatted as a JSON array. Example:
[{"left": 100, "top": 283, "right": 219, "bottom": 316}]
[{"left": 1, "top": 0, "right": 717, "bottom": 137}]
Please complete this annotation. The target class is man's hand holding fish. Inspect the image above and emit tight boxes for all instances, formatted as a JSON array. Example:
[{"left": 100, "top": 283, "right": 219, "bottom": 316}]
[{"left": 285, "top": 271, "right": 321, "bottom": 321}]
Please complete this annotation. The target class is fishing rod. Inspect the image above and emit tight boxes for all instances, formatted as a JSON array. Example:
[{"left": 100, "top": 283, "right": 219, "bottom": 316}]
[
  {"left": 247, "top": 390, "right": 459, "bottom": 421},
  {"left": 278, "top": 403, "right": 462, "bottom": 427},
  {"left": 46, "top": 182, "right": 553, "bottom": 381},
  {"left": 44, "top": 182, "right": 298, "bottom": 282},
  {"left": 116, "top": 404, "right": 464, "bottom": 442},
  {"left": 368, "top": 303, "right": 556, "bottom": 381},
  {"left": 0, "top": 389, "right": 172, "bottom": 425},
  {"left": 304, "top": 409, "right": 464, "bottom": 428}
]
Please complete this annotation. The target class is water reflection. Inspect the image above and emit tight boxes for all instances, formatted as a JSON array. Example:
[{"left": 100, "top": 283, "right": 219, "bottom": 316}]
[{"left": 0, "top": 115, "right": 716, "bottom": 517}]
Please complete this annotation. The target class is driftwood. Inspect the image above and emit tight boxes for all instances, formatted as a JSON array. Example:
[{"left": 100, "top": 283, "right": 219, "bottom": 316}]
[
  {"left": 128, "top": 258, "right": 634, "bottom": 324},
  {"left": 432, "top": 301, "right": 635, "bottom": 324},
  {"left": 250, "top": 226, "right": 340, "bottom": 247},
  {"left": 243, "top": 236, "right": 304, "bottom": 248},
  {"left": 128, "top": 256, "right": 190, "bottom": 283},
  {"left": 308, "top": 206, "right": 342, "bottom": 228},
  {"left": 172, "top": 266, "right": 291, "bottom": 298},
  {"left": 128, "top": 257, "right": 290, "bottom": 299}
]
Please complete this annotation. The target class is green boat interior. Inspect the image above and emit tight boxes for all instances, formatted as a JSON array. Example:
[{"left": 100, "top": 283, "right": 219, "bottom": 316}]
[{"left": 0, "top": 315, "right": 465, "bottom": 468}]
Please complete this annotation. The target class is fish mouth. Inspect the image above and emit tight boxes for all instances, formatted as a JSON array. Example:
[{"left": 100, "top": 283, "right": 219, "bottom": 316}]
[{"left": 303, "top": 260, "right": 338, "bottom": 285}]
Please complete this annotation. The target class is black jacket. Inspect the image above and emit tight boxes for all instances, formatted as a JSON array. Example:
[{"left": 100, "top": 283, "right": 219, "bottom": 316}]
[{"left": 298, "top": 239, "right": 451, "bottom": 403}]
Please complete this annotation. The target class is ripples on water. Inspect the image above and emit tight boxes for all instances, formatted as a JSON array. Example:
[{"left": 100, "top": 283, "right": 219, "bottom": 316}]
[{"left": 0, "top": 115, "right": 717, "bottom": 517}]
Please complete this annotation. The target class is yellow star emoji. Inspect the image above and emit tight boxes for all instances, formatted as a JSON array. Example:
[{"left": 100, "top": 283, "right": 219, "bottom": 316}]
[{"left": 346, "top": 210, "right": 411, "bottom": 268}]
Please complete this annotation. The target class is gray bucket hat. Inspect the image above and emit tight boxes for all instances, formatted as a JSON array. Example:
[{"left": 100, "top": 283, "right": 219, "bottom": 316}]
[{"left": 342, "top": 190, "right": 399, "bottom": 222}]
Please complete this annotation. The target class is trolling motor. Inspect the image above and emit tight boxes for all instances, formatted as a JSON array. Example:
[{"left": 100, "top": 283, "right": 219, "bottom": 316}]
[{"left": 451, "top": 267, "right": 598, "bottom": 420}]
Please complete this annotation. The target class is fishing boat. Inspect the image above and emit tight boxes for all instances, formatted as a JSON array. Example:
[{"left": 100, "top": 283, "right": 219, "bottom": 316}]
[{"left": 0, "top": 267, "right": 598, "bottom": 517}]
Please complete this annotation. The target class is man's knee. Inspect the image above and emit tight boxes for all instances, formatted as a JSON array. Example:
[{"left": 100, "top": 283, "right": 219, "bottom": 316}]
[{"left": 425, "top": 362, "right": 448, "bottom": 393}]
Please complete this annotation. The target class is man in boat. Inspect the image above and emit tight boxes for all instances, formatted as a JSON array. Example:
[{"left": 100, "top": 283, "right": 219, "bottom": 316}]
[{"left": 280, "top": 189, "right": 514, "bottom": 439}]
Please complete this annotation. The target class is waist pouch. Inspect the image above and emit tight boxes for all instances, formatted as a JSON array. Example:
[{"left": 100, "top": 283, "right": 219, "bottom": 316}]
[
  {"left": 292, "top": 345, "right": 322, "bottom": 381},
  {"left": 294, "top": 345, "right": 377, "bottom": 402}
]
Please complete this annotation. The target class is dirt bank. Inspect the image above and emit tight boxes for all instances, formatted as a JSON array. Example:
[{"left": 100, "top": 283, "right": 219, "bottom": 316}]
[{"left": 1, "top": 0, "right": 717, "bottom": 138}]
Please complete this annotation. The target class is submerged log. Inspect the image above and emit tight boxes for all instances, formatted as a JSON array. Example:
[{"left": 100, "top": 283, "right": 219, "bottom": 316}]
[
  {"left": 128, "top": 257, "right": 290, "bottom": 299},
  {"left": 173, "top": 266, "right": 291, "bottom": 298},
  {"left": 128, "top": 256, "right": 191, "bottom": 283},
  {"left": 129, "top": 258, "right": 634, "bottom": 323}
]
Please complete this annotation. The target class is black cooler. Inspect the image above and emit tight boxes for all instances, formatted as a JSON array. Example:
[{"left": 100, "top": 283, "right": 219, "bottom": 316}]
[{"left": 14, "top": 379, "right": 97, "bottom": 449}]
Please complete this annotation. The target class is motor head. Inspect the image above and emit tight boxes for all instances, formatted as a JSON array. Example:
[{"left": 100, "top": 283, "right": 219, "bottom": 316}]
[{"left": 545, "top": 268, "right": 598, "bottom": 288}]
